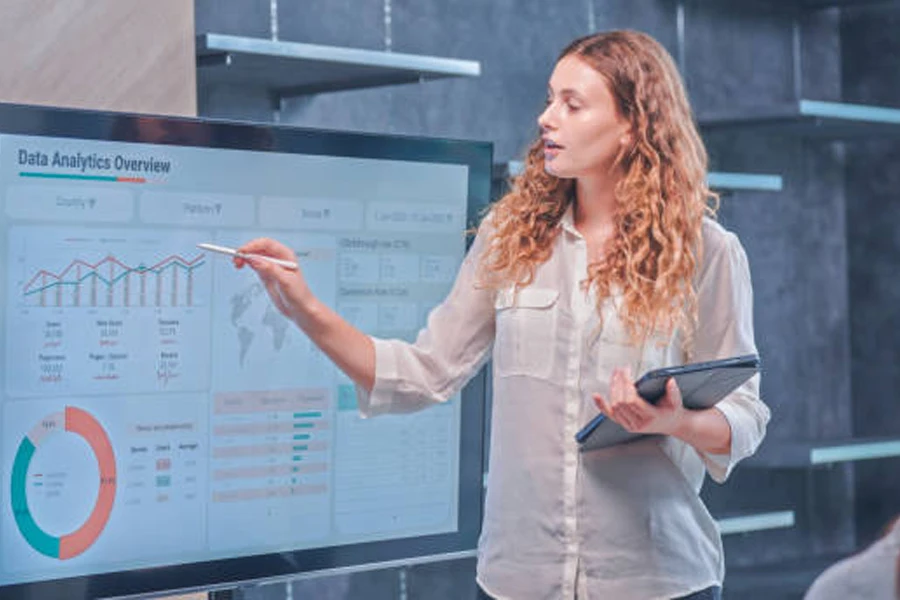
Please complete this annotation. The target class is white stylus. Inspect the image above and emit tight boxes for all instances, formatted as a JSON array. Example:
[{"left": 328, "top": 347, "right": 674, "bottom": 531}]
[{"left": 197, "top": 243, "right": 299, "bottom": 270}]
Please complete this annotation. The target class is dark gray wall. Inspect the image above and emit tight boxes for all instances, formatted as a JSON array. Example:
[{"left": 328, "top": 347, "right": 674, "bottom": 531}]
[
  {"left": 842, "top": 3, "right": 900, "bottom": 548},
  {"left": 687, "top": 2, "right": 855, "bottom": 579},
  {"left": 191, "top": 0, "right": 900, "bottom": 598}
]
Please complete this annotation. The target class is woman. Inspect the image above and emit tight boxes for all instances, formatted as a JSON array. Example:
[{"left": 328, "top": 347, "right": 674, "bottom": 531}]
[
  {"left": 236, "top": 30, "right": 770, "bottom": 600},
  {"left": 804, "top": 516, "right": 900, "bottom": 600}
]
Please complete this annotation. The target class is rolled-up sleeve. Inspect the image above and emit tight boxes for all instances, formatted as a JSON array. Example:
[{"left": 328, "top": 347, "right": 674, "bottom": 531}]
[
  {"left": 693, "top": 224, "right": 771, "bottom": 483},
  {"left": 356, "top": 222, "right": 497, "bottom": 417}
]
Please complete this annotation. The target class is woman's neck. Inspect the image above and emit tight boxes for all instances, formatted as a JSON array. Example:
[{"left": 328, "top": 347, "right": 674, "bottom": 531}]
[{"left": 574, "top": 174, "right": 617, "bottom": 234}]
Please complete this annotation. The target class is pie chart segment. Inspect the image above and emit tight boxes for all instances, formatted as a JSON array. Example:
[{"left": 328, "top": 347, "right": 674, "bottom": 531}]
[{"left": 10, "top": 406, "right": 116, "bottom": 560}]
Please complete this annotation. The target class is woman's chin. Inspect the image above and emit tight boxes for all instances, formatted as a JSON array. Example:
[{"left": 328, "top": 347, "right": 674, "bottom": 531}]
[{"left": 544, "top": 161, "right": 573, "bottom": 179}]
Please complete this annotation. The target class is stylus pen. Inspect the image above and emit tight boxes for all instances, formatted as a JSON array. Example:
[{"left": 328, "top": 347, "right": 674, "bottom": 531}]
[
  {"left": 574, "top": 414, "right": 606, "bottom": 443},
  {"left": 197, "top": 243, "right": 299, "bottom": 270}
]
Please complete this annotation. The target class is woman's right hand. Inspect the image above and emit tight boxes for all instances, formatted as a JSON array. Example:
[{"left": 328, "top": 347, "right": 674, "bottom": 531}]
[
  {"left": 233, "top": 237, "right": 313, "bottom": 321},
  {"left": 234, "top": 237, "right": 376, "bottom": 392}
]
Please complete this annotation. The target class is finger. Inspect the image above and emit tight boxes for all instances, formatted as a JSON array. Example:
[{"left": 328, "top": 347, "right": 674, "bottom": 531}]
[
  {"left": 249, "top": 254, "right": 306, "bottom": 288},
  {"left": 666, "top": 377, "right": 681, "bottom": 400},
  {"left": 610, "top": 368, "right": 625, "bottom": 406},
  {"left": 253, "top": 259, "right": 287, "bottom": 288},
  {"left": 593, "top": 393, "right": 610, "bottom": 414},
  {"left": 245, "top": 256, "right": 283, "bottom": 292},
  {"left": 615, "top": 404, "right": 646, "bottom": 431},
  {"left": 612, "top": 404, "right": 640, "bottom": 431},
  {"left": 250, "top": 258, "right": 290, "bottom": 311},
  {"left": 625, "top": 393, "right": 653, "bottom": 417},
  {"left": 659, "top": 377, "right": 682, "bottom": 409},
  {"left": 239, "top": 237, "right": 297, "bottom": 261},
  {"left": 616, "top": 368, "right": 635, "bottom": 402},
  {"left": 246, "top": 254, "right": 280, "bottom": 279},
  {"left": 262, "top": 278, "right": 290, "bottom": 316},
  {"left": 621, "top": 366, "right": 641, "bottom": 401}
]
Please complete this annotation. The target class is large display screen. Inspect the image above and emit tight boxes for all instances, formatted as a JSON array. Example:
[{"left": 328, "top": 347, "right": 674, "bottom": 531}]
[{"left": 0, "top": 104, "right": 491, "bottom": 599}]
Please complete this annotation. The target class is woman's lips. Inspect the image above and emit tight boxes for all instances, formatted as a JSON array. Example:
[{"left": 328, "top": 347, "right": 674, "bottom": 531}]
[{"left": 544, "top": 142, "right": 562, "bottom": 159}]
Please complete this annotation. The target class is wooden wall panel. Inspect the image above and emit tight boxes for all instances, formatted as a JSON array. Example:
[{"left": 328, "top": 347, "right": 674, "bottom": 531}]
[{"left": 0, "top": 0, "right": 196, "bottom": 116}]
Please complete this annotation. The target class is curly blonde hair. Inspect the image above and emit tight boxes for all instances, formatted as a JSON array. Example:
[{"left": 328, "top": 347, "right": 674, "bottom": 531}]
[{"left": 479, "top": 30, "right": 717, "bottom": 347}]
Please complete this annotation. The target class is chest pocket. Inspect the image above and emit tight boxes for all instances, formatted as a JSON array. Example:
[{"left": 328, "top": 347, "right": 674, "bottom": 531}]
[{"left": 493, "top": 287, "right": 560, "bottom": 379}]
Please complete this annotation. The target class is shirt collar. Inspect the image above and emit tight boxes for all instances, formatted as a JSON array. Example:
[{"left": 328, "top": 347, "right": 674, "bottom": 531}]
[{"left": 559, "top": 202, "right": 581, "bottom": 238}]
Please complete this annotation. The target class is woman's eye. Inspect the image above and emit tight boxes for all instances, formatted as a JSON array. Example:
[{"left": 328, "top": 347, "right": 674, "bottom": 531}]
[{"left": 567, "top": 103, "right": 580, "bottom": 111}]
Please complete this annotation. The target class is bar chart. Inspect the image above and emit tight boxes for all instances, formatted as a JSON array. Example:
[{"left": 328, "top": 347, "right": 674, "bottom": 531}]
[
  {"left": 5, "top": 227, "right": 213, "bottom": 397},
  {"left": 207, "top": 389, "right": 333, "bottom": 551},
  {"left": 21, "top": 253, "right": 205, "bottom": 309}
]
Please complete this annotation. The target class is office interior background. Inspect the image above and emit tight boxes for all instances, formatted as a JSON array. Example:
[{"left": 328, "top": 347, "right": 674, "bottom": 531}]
[{"left": 2, "top": 0, "right": 899, "bottom": 598}]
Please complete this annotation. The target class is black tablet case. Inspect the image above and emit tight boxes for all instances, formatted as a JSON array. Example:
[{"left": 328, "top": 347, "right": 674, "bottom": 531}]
[{"left": 576, "top": 355, "right": 760, "bottom": 451}]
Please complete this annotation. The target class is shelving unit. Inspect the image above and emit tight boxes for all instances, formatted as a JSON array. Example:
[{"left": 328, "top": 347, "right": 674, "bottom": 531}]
[
  {"left": 717, "top": 510, "right": 796, "bottom": 535},
  {"left": 706, "top": 171, "right": 784, "bottom": 192},
  {"left": 196, "top": 33, "right": 481, "bottom": 99},
  {"left": 494, "top": 161, "right": 783, "bottom": 192},
  {"left": 797, "top": 0, "right": 899, "bottom": 7},
  {"left": 685, "top": 1, "right": 900, "bottom": 595},
  {"left": 746, "top": 436, "right": 900, "bottom": 468},
  {"left": 711, "top": 0, "right": 897, "bottom": 8},
  {"left": 698, "top": 99, "right": 900, "bottom": 139}
]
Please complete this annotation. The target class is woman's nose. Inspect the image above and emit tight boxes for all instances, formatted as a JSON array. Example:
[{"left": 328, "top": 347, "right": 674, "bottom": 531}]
[{"left": 538, "top": 105, "right": 555, "bottom": 131}]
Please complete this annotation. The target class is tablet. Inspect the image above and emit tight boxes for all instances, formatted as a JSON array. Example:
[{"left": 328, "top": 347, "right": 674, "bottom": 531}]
[{"left": 575, "top": 354, "right": 760, "bottom": 451}]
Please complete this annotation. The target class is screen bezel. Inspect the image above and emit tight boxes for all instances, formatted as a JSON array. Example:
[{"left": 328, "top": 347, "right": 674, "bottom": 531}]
[{"left": 0, "top": 102, "right": 492, "bottom": 600}]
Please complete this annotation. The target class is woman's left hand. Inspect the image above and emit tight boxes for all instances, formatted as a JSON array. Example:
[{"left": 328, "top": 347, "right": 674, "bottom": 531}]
[{"left": 592, "top": 366, "right": 687, "bottom": 436}]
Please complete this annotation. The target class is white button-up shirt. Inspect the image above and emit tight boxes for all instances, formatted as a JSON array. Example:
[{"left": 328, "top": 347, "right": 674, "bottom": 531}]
[{"left": 359, "top": 207, "right": 770, "bottom": 600}]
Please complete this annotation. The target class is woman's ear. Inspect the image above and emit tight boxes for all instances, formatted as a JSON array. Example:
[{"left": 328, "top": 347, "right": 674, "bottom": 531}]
[{"left": 618, "top": 132, "right": 634, "bottom": 160}]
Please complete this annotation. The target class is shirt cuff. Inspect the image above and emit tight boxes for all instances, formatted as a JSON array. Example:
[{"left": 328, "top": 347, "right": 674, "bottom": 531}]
[
  {"left": 355, "top": 336, "right": 398, "bottom": 418},
  {"left": 701, "top": 450, "right": 732, "bottom": 484},
  {"left": 699, "top": 402, "right": 743, "bottom": 483}
]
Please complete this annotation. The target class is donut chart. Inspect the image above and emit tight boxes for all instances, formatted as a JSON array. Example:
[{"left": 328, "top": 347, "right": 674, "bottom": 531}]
[{"left": 10, "top": 406, "right": 116, "bottom": 559}]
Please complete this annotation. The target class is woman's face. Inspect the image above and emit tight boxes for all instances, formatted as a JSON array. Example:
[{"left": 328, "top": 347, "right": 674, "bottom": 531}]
[{"left": 537, "top": 54, "right": 631, "bottom": 179}]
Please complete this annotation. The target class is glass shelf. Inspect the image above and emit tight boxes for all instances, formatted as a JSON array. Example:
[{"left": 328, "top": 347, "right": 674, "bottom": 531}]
[
  {"left": 196, "top": 33, "right": 481, "bottom": 98},
  {"left": 745, "top": 436, "right": 900, "bottom": 467},
  {"left": 699, "top": 99, "right": 900, "bottom": 139},
  {"left": 494, "top": 162, "right": 783, "bottom": 192},
  {"left": 717, "top": 510, "right": 796, "bottom": 535}
]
